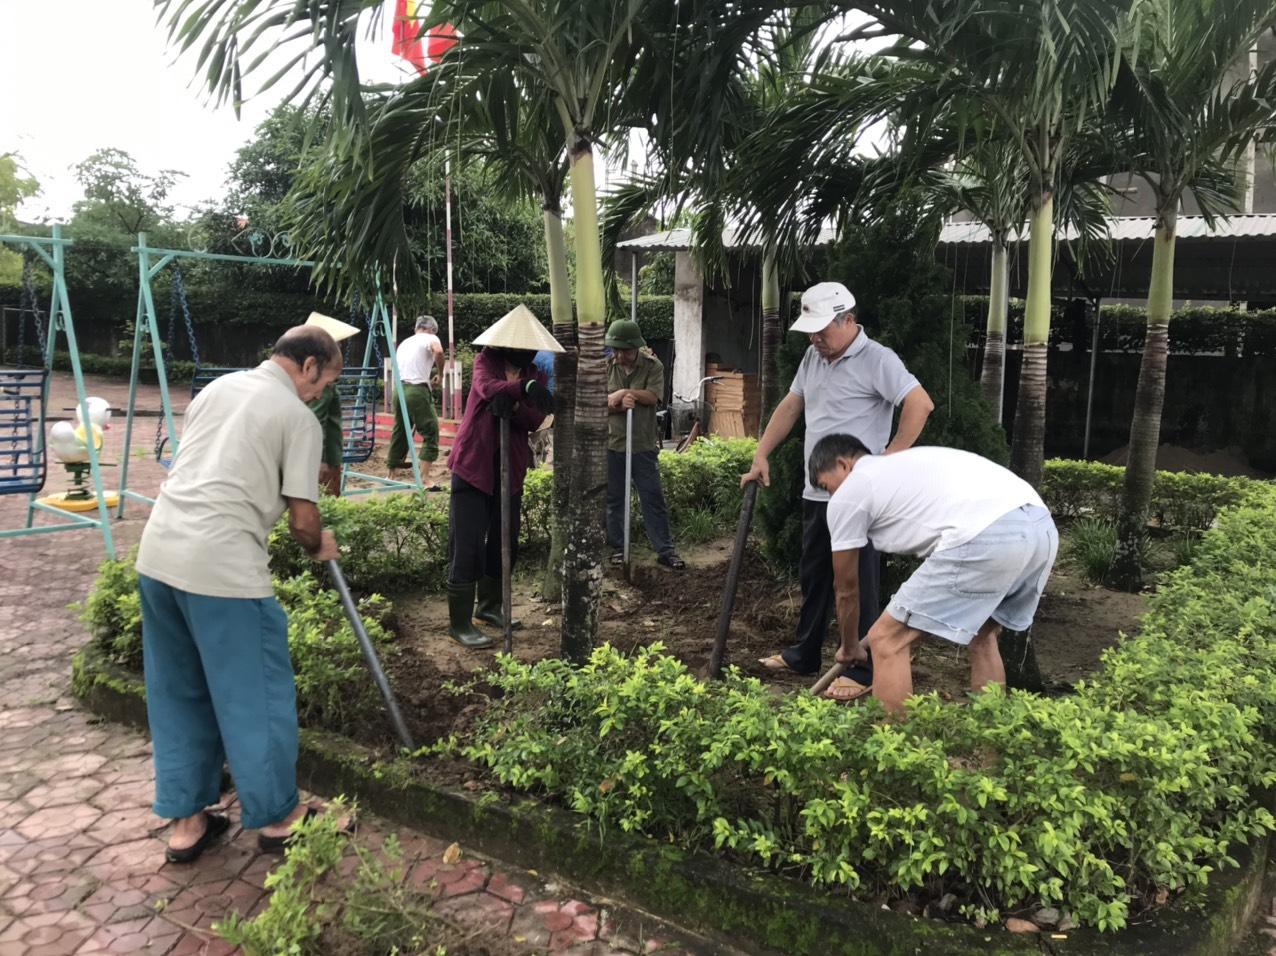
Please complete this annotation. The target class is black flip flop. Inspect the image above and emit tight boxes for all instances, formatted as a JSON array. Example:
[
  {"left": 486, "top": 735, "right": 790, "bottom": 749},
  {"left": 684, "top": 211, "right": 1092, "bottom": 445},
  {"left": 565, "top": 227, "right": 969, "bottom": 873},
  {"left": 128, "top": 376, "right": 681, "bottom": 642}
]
[
  {"left": 657, "top": 553, "right": 687, "bottom": 571},
  {"left": 165, "top": 812, "right": 230, "bottom": 864},
  {"left": 257, "top": 806, "right": 358, "bottom": 855}
]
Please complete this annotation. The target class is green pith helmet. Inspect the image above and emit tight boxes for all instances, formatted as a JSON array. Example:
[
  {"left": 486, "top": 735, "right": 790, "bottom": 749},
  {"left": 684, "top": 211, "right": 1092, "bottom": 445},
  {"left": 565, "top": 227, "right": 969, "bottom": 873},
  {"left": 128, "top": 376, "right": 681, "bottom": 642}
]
[{"left": 605, "top": 319, "right": 645, "bottom": 350}]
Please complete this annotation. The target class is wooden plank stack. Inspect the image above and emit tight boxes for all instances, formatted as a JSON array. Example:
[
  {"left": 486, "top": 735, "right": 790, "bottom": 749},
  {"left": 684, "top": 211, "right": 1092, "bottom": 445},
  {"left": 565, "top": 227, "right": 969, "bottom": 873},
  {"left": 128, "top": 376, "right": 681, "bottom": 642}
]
[{"left": 705, "top": 363, "right": 748, "bottom": 438}]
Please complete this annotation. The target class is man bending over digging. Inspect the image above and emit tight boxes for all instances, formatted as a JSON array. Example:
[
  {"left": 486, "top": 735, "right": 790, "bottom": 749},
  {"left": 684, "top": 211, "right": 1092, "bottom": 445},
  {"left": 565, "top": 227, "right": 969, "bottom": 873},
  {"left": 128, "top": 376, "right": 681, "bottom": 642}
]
[{"left": 808, "top": 434, "right": 1059, "bottom": 713}]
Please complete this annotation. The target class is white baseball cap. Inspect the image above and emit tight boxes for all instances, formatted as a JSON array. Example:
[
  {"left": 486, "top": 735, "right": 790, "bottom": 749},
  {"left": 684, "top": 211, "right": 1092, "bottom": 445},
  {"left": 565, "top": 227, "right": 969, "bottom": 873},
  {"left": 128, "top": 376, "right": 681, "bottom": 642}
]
[{"left": 790, "top": 281, "right": 857, "bottom": 334}]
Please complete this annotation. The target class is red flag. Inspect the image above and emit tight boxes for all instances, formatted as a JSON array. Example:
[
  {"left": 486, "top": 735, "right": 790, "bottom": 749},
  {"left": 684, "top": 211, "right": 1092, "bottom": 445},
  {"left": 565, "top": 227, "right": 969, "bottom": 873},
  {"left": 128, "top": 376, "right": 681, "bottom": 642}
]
[
  {"left": 426, "top": 22, "right": 458, "bottom": 63},
  {"left": 392, "top": 0, "right": 427, "bottom": 75}
]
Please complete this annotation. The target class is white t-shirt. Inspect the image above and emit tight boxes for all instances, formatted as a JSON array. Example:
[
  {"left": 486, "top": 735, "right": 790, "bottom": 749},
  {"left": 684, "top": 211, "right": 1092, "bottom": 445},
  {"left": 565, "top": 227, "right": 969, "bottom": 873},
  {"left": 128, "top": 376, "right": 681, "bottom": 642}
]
[
  {"left": 789, "top": 330, "right": 919, "bottom": 502},
  {"left": 397, "top": 332, "right": 442, "bottom": 385},
  {"left": 826, "top": 447, "right": 1045, "bottom": 558},
  {"left": 136, "top": 361, "right": 322, "bottom": 598}
]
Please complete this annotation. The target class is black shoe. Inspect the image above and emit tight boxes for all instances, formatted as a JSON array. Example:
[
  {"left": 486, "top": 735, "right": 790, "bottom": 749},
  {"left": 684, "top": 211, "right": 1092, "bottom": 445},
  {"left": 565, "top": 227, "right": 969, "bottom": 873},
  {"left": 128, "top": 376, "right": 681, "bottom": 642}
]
[
  {"left": 165, "top": 812, "right": 230, "bottom": 864},
  {"left": 448, "top": 582, "right": 495, "bottom": 649},
  {"left": 474, "top": 576, "right": 522, "bottom": 630},
  {"left": 609, "top": 551, "right": 624, "bottom": 565},
  {"left": 657, "top": 553, "right": 687, "bottom": 571}
]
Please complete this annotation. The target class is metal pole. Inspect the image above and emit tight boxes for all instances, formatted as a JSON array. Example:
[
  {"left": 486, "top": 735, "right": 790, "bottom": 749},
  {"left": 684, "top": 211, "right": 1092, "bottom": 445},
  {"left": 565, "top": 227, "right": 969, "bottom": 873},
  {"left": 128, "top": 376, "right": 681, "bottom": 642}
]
[
  {"left": 1083, "top": 298, "right": 1102, "bottom": 460},
  {"left": 499, "top": 414, "right": 513, "bottom": 655},
  {"left": 623, "top": 408, "right": 634, "bottom": 580},
  {"left": 444, "top": 158, "right": 458, "bottom": 419},
  {"left": 708, "top": 480, "right": 759, "bottom": 679},
  {"left": 631, "top": 254, "right": 638, "bottom": 322},
  {"left": 326, "top": 559, "right": 415, "bottom": 750}
]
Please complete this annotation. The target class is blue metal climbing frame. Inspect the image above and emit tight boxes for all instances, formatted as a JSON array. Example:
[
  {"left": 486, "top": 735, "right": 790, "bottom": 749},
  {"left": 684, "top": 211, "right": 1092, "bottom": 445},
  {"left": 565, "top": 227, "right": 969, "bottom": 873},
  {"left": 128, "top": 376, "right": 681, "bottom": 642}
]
[
  {"left": 0, "top": 226, "right": 116, "bottom": 556},
  {"left": 117, "top": 233, "right": 424, "bottom": 511}
]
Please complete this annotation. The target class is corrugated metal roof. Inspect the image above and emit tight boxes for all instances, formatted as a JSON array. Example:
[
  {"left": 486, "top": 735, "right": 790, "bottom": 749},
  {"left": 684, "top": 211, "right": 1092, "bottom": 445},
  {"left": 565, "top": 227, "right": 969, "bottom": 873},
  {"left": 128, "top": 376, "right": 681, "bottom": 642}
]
[
  {"left": 939, "top": 213, "right": 1276, "bottom": 245},
  {"left": 617, "top": 225, "right": 838, "bottom": 252}
]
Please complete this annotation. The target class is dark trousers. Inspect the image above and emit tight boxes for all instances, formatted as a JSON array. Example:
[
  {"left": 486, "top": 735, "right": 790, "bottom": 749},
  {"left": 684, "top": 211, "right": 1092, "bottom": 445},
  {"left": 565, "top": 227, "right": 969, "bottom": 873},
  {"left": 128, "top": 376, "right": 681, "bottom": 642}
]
[
  {"left": 781, "top": 499, "right": 879, "bottom": 682},
  {"left": 448, "top": 475, "right": 521, "bottom": 586},
  {"left": 606, "top": 449, "right": 675, "bottom": 557}
]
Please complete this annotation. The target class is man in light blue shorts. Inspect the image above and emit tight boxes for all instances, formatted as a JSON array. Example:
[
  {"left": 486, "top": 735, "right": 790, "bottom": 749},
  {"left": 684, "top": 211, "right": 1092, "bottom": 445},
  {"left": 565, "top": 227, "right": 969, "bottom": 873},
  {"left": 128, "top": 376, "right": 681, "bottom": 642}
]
[{"left": 808, "top": 434, "right": 1058, "bottom": 714}]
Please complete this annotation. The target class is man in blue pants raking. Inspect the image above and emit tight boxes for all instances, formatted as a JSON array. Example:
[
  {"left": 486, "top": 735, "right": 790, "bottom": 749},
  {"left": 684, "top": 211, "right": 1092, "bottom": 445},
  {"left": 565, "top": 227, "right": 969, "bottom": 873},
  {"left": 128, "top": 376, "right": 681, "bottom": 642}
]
[{"left": 135, "top": 324, "right": 349, "bottom": 862}]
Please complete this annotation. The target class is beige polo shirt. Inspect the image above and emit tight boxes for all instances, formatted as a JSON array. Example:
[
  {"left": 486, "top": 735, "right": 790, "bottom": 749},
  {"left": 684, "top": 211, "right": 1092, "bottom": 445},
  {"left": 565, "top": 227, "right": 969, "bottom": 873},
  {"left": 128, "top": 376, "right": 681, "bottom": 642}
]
[{"left": 136, "top": 361, "right": 322, "bottom": 599}]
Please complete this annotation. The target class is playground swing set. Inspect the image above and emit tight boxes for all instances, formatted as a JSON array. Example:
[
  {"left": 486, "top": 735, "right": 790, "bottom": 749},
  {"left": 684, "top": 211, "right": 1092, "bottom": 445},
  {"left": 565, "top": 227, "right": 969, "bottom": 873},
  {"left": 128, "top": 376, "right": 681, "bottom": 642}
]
[
  {"left": 116, "top": 233, "right": 427, "bottom": 517},
  {"left": 0, "top": 225, "right": 117, "bottom": 556}
]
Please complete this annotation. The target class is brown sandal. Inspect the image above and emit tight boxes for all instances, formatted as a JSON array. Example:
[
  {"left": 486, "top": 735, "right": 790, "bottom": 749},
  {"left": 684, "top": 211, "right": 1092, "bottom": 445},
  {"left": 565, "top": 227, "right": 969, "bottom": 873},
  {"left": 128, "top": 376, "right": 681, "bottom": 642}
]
[
  {"left": 758, "top": 654, "right": 813, "bottom": 675},
  {"left": 822, "top": 676, "right": 873, "bottom": 703}
]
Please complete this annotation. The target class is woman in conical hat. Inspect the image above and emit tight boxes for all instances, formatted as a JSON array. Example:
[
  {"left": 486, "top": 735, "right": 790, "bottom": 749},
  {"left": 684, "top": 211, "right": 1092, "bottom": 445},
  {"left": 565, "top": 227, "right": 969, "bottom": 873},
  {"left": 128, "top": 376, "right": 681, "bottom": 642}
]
[
  {"left": 304, "top": 312, "right": 360, "bottom": 495},
  {"left": 444, "top": 305, "right": 562, "bottom": 649}
]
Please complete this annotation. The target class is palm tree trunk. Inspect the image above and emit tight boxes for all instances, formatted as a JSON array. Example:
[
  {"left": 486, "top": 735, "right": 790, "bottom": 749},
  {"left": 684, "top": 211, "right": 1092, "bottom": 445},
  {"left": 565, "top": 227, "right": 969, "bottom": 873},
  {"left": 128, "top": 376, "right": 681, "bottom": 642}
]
[
  {"left": 1004, "top": 196, "right": 1052, "bottom": 693},
  {"left": 560, "top": 142, "right": 608, "bottom": 663},
  {"left": 542, "top": 205, "right": 577, "bottom": 598},
  {"left": 759, "top": 242, "right": 781, "bottom": 418},
  {"left": 1112, "top": 209, "right": 1175, "bottom": 591},
  {"left": 1009, "top": 195, "right": 1053, "bottom": 489},
  {"left": 980, "top": 240, "right": 1009, "bottom": 423}
]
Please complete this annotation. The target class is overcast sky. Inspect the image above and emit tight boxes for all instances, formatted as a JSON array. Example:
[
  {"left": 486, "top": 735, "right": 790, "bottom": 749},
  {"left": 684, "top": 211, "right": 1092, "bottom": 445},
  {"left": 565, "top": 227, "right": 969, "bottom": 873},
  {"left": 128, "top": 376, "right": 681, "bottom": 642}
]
[{"left": 0, "top": 0, "right": 411, "bottom": 223}]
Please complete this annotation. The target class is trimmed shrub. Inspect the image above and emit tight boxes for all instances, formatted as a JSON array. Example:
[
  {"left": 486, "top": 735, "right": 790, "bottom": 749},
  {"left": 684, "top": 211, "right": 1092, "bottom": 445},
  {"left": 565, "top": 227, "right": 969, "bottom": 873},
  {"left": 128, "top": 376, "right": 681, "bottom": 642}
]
[
  {"left": 79, "top": 561, "right": 396, "bottom": 736},
  {"left": 1040, "top": 459, "right": 1246, "bottom": 531},
  {"left": 460, "top": 481, "right": 1276, "bottom": 931},
  {"left": 269, "top": 493, "right": 450, "bottom": 593}
]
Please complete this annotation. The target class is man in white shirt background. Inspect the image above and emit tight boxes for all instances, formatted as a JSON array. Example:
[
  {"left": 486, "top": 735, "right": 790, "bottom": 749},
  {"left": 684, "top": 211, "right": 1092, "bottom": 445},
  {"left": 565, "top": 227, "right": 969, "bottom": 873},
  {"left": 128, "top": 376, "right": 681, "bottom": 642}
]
[
  {"left": 388, "top": 315, "right": 445, "bottom": 486},
  {"left": 809, "top": 433, "right": 1059, "bottom": 714}
]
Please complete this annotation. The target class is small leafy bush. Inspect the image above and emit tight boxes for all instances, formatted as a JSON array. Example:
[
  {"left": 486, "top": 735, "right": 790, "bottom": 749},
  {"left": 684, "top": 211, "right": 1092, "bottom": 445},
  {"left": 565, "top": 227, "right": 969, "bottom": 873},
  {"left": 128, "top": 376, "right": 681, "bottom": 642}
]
[
  {"left": 78, "top": 553, "right": 145, "bottom": 670},
  {"left": 269, "top": 492, "right": 449, "bottom": 593},
  {"left": 275, "top": 574, "right": 397, "bottom": 734},
  {"left": 1041, "top": 459, "right": 1246, "bottom": 531},
  {"left": 521, "top": 437, "right": 757, "bottom": 554},
  {"left": 81, "top": 565, "right": 396, "bottom": 737},
  {"left": 216, "top": 800, "right": 445, "bottom": 956},
  {"left": 459, "top": 482, "right": 1276, "bottom": 931}
]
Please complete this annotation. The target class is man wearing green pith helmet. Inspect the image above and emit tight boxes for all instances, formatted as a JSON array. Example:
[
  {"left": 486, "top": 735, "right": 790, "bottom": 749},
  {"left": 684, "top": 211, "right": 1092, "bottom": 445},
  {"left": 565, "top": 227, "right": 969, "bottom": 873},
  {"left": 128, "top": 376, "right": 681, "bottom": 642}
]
[{"left": 605, "top": 319, "right": 685, "bottom": 571}]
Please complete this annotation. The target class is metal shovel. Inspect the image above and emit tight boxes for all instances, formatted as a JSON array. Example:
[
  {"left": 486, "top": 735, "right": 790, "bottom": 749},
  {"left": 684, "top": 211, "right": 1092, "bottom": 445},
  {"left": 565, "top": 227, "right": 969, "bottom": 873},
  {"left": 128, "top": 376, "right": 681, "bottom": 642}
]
[{"left": 326, "top": 559, "right": 416, "bottom": 750}]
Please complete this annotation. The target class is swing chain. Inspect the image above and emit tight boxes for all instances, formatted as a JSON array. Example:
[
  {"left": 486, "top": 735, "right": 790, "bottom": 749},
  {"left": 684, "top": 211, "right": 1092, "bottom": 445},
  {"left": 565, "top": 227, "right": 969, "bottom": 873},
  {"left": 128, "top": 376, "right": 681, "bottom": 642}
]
[
  {"left": 171, "top": 267, "right": 200, "bottom": 368},
  {"left": 345, "top": 292, "right": 362, "bottom": 365},
  {"left": 17, "top": 255, "right": 48, "bottom": 365}
]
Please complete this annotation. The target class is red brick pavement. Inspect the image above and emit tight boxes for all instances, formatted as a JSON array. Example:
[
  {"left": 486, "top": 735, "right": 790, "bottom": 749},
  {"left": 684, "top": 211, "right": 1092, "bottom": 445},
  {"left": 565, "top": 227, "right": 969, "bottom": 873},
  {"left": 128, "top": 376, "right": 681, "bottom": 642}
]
[{"left": 0, "top": 373, "right": 701, "bottom": 955}]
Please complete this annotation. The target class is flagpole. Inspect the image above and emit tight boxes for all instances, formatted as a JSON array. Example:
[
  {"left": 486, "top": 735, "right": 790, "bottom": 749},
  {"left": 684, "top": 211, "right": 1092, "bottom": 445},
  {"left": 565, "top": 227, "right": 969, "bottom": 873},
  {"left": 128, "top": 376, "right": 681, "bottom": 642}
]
[{"left": 445, "top": 156, "right": 458, "bottom": 419}]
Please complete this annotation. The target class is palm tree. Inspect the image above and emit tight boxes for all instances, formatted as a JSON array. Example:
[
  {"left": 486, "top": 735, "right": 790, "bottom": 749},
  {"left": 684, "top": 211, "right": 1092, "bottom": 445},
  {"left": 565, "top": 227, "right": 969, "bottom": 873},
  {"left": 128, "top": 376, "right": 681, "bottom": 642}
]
[
  {"left": 825, "top": 0, "right": 1141, "bottom": 488},
  {"left": 1107, "top": 0, "right": 1276, "bottom": 590},
  {"left": 157, "top": 0, "right": 784, "bottom": 660}
]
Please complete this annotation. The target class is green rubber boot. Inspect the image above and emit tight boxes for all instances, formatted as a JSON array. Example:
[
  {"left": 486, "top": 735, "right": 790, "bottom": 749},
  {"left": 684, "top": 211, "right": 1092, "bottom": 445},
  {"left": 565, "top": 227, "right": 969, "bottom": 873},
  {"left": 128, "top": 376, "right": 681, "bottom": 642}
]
[
  {"left": 475, "top": 576, "right": 522, "bottom": 630},
  {"left": 447, "top": 583, "right": 494, "bottom": 649}
]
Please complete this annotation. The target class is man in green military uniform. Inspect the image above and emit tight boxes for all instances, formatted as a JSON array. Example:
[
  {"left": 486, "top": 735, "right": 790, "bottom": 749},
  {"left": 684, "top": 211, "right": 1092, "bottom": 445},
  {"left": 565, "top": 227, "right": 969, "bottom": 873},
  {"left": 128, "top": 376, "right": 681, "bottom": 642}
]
[
  {"left": 605, "top": 319, "right": 685, "bottom": 570},
  {"left": 304, "top": 312, "right": 361, "bottom": 496}
]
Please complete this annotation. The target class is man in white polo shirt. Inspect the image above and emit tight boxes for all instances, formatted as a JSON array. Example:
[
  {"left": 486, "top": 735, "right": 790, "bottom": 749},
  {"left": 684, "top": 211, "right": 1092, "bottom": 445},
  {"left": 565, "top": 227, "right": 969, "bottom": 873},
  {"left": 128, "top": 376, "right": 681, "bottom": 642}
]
[
  {"left": 388, "top": 314, "right": 445, "bottom": 485},
  {"left": 809, "top": 434, "right": 1059, "bottom": 713},
  {"left": 136, "top": 325, "right": 344, "bottom": 863},
  {"left": 742, "top": 281, "right": 933, "bottom": 701}
]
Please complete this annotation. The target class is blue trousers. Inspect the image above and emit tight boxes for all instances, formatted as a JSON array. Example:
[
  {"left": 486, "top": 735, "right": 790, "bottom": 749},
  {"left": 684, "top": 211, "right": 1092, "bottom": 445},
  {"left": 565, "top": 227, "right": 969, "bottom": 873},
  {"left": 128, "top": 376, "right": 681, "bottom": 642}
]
[
  {"left": 606, "top": 449, "right": 675, "bottom": 557},
  {"left": 139, "top": 575, "right": 299, "bottom": 829}
]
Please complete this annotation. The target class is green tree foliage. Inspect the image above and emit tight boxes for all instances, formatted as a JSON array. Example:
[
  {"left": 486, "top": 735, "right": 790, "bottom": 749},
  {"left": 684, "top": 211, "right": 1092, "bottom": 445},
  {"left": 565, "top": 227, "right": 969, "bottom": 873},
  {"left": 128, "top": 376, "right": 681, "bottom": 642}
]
[
  {"left": 0, "top": 152, "right": 40, "bottom": 283},
  {"left": 400, "top": 161, "right": 548, "bottom": 295}
]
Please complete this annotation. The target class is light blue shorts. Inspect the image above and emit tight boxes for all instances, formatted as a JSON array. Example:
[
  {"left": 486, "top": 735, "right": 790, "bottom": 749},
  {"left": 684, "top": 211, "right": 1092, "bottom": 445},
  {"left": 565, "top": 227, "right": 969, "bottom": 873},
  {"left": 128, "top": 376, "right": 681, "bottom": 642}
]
[{"left": 886, "top": 504, "right": 1059, "bottom": 645}]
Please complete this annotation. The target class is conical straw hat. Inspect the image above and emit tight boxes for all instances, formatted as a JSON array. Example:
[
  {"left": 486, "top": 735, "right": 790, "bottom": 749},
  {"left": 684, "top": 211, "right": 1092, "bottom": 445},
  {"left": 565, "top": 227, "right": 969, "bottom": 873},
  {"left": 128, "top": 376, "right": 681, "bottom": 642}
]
[
  {"left": 473, "top": 304, "right": 564, "bottom": 353},
  {"left": 305, "top": 311, "right": 361, "bottom": 342}
]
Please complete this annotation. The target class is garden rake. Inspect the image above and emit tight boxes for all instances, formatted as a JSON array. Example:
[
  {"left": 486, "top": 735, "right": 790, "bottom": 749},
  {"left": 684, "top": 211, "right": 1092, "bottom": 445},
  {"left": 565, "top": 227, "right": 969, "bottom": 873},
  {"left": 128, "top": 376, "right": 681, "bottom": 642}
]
[{"left": 327, "top": 559, "right": 416, "bottom": 750}]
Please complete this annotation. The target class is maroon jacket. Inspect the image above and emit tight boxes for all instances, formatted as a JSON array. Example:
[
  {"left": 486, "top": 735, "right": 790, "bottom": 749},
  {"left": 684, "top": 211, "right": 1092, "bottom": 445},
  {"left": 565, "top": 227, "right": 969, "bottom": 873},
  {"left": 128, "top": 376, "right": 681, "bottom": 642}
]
[{"left": 446, "top": 349, "right": 548, "bottom": 497}]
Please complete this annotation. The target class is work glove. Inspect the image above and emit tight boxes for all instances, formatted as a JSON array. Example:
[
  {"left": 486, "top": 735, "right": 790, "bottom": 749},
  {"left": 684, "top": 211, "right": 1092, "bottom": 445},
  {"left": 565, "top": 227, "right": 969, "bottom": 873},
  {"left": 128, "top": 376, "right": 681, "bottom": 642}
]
[
  {"left": 523, "top": 379, "right": 554, "bottom": 415},
  {"left": 489, "top": 392, "right": 516, "bottom": 418}
]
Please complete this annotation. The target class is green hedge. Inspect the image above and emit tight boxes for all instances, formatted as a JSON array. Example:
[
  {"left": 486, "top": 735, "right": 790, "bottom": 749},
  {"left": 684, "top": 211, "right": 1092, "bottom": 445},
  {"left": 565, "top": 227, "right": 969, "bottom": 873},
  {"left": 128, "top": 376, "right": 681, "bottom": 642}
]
[
  {"left": 77, "top": 559, "right": 396, "bottom": 736},
  {"left": 960, "top": 297, "right": 1276, "bottom": 357},
  {"left": 459, "top": 480, "right": 1276, "bottom": 932},
  {"left": 1040, "top": 459, "right": 1248, "bottom": 531}
]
